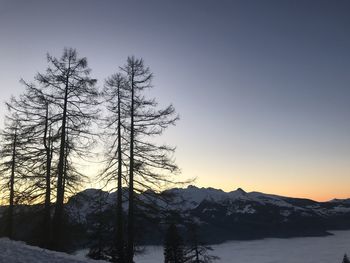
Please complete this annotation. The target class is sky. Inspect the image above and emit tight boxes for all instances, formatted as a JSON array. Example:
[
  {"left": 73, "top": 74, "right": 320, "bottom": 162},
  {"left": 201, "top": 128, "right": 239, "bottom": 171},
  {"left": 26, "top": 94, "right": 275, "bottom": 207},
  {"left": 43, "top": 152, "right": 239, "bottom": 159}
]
[{"left": 0, "top": 0, "right": 350, "bottom": 201}]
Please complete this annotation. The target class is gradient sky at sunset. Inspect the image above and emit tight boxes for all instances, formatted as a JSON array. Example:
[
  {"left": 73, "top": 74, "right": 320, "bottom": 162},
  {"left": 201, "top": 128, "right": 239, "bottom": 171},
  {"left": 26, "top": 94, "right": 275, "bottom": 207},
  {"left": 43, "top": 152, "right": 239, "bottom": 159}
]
[{"left": 1, "top": 0, "right": 350, "bottom": 201}]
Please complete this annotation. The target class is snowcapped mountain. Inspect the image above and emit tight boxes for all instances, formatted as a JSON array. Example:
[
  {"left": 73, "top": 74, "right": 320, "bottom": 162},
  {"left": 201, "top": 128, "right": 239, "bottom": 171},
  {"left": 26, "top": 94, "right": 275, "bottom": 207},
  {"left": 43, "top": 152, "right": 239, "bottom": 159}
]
[
  {"left": 1, "top": 185, "right": 350, "bottom": 247},
  {"left": 158, "top": 185, "right": 350, "bottom": 219},
  {"left": 165, "top": 185, "right": 303, "bottom": 210},
  {"left": 65, "top": 185, "right": 350, "bottom": 222},
  {"left": 61, "top": 185, "right": 350, "bottom": 244}
]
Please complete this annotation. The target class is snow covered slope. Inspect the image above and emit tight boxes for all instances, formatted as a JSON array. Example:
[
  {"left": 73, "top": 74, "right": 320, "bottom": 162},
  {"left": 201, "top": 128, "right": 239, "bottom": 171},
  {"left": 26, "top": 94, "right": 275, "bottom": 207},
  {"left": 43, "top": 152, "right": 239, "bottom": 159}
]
[
  {"left": 2, "top": 186, "right": 350, "bottom": 248},
  {"left": 165, "top": 185, "right": 299, "bottom": 209},
  {"left": 64, "top": 185, "right": 350, "bottom": 218},
  {"left": 0, "top": 238, "right": 105, "bottom": 263}
]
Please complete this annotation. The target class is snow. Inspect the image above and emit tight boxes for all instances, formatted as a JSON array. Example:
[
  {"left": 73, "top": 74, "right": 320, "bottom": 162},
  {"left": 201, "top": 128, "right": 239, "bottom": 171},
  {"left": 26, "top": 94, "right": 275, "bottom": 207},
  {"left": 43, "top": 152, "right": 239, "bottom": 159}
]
[
  {"left": 226, "top": 204, "right": 256, "bottom": 215},
  {"left": 202, "top": 207, "right": 217, "bottom": 213},
  {"left": 331, "top": 206, "right": 350, "bottom": 213},
  {"left": 280, "top": 210, "right": 292, "bottom": 217},
  {"left": 168, "top": 185, "right": 312, "bottom": 212},
  {"left": 330, "top": 198, "right": 350, "bottom": 204},
  {"left": 63, "top": 186, "right": 350, "bottom": 222},
  {"left": 0, "top": 238, "right": 106, "bottom": 263},
  {"left": 2, "top": 231, "right": 350, "bottom": 263},
  {"left": 65, "top": 189, "right": 111, "bottom": 224},
  {"left": 168, "top": 186, "right": 260, "bottom": 211},
  {"left": 238, "top": 204, "right": 256, "bottom": 214},
  {"left": 249, "top": 192, "right": 297, "bottom": 208},
  {"left": 136, "top": 230, "right": 350, "bottom": 263},
  {"left": 168, "top": 185, "right": 229, "bottom": 209}
]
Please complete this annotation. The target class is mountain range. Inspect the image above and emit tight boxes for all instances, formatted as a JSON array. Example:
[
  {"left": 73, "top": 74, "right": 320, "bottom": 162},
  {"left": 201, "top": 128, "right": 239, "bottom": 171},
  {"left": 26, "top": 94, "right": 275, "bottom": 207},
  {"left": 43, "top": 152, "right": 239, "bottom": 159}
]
[
  {"left": 64, "top": 185, "right": 350, "bottom": 245},
  {"left": 1, "top": 185, "right": 350, "bottom": 249}
]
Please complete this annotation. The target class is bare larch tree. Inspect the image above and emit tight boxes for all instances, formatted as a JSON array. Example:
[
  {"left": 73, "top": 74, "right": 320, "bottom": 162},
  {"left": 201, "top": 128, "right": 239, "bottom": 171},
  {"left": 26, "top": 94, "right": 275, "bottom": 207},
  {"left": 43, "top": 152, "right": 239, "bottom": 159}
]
[
  {"left": 0, "top": 111, "right": 26, "bottom": 239},
  {"left": 35, "top": 48, "right": 99, "bottom": 249},
  {"left": 121, "top": 56, "right": 179, "bottom": 263},
  {"left": 7, "top": 81, "right": 56, "bottom": 247},
  {"left": 100, "top": 72, "right": 129, "bottom": 262}
]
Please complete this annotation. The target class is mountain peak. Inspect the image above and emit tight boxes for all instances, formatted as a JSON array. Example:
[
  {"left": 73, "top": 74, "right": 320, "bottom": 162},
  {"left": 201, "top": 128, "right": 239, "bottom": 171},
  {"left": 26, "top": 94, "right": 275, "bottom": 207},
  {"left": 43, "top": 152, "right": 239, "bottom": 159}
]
[{"left": 236, "top": 187, "right": 246, "bottom": 194}]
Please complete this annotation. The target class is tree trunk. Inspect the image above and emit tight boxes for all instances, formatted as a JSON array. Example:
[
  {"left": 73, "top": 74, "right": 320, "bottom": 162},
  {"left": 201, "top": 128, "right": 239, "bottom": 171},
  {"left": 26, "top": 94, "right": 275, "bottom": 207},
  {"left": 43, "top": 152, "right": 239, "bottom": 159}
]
[
  {"left": 52, "top": 68, "right": 70, "bottom": 249},
  {"left": 6, "top": 129, "right": 17, "bottom": 239},
  {"left": 62, "top": 139, "right": 68, "bottom": 203},
  {"left": 127, "top": 70, "right": 135, "bottom": 263},
  {"left": 195, "top": 245, "right": 200, "bottom": 263},
  {"left": 116, "top": 84, "right": 125, "bottom": 262},
  {"left": 43, "top": 103, "right": 52, "bottom": 247}
]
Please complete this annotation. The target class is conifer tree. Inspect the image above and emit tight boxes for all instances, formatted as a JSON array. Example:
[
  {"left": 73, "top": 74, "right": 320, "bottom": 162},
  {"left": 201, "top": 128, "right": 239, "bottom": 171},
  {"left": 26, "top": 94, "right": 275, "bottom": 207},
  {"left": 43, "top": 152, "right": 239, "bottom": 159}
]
[
  {"left": 120, "top": 57, "right": 179, "bottom": 263},
  {"left": 343, "top": 254, "right": 350, "bottom": 263},
  {"left": 35, "top": 48, "right": 99, "bottom": 249},
  {"left": 164, "top": 223, "right": 185, "bottom": 263},
  {"left": 100, "top": 72, "right": 128, "bottom": 262},
  {"left": 7, "top": 81, "right": 55, "bottom": 246},
  {"left": 87, "top": 191, "right": 114, "bottom": 261},
  {"left": 0, "top": 112, "right": 26, "bottom": 239},
  {"left": 184, "top": 224, "right": 219, "bottom": 263}
]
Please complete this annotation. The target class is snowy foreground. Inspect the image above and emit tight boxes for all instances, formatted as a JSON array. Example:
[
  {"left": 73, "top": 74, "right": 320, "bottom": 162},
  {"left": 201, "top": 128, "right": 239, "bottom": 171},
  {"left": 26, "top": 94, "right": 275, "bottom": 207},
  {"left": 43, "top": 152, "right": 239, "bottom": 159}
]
[
  {"left": 1, "top": 231, "right": 350, "bottom": 263},
  {"left": 0, "top": 238, "right": 105, "bottom": 263}
]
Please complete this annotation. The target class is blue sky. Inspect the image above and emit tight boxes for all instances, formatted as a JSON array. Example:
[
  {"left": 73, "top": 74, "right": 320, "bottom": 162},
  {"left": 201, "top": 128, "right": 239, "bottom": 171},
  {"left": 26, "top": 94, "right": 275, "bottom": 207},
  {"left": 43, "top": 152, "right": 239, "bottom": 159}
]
[{"left": 1, "top": 0, "right": 350, "bottom": 200}]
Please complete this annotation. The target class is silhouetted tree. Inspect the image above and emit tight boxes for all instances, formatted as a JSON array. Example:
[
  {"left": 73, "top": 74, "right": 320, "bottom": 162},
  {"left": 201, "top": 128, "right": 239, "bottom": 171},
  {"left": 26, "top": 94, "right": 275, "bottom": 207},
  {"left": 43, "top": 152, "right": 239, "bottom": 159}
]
[
  {"left": 0, "top": 112, "right": 26, "bottom": 239},
  {"left": 343, "top": 254, "right": 350, "bottom": 263},
  {"left": 121, "top": 57, "right": 179, "bottom": 263},
  {"left": 87, "top": 191, "right": 114, "bottom": 261},
  {"left": 164, "top": 223, "right": 185, "bottom": 263},
  {"left": 35, "top": 47, "right": 99, "bottom": 249},
  {"left": 7, "top": 81, "right": 56, "bottom": 247},
  {"left": 184, "top": 224, "right": 219, "bottom": 263},
  {"left": 100, "top": 73, "right": 129, "bottom": 262}
]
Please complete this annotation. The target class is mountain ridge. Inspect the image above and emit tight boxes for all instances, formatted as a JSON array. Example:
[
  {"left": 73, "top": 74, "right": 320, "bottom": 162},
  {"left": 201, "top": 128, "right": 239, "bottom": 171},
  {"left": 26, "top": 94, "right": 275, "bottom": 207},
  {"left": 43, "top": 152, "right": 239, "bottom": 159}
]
[
  {"left": 63, "top": 185, "right": 350, "bottom": 244},
  {"left": 2, "top": 185, "right": 350, "bottom": 247}
]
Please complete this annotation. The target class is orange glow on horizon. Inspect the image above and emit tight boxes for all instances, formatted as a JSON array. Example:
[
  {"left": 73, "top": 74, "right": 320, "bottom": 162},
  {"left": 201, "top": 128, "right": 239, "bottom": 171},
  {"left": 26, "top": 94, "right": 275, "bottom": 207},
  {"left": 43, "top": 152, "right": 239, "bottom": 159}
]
[{"left": 191, "top": 181, "right": 350, "bottom": 202}]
